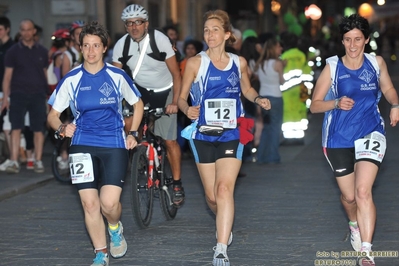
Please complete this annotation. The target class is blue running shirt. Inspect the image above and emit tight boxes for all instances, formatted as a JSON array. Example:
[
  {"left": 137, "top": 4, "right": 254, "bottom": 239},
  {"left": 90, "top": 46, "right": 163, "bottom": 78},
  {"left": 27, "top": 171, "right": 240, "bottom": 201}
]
[
  {"left": 50, "top": 63, "right": 141, "bottom": 148},
  {"left": 189, "top": 52, "right": 244, "bottom": 142},
  {"left": 322, "top": 54, "right": 384, "bottom": 148}
]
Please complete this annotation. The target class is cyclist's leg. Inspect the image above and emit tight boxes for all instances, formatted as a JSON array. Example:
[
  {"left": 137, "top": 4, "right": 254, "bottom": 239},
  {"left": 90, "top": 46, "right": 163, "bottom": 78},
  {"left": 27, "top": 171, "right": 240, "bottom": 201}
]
[
  {"left": 154, "top": 91, "right": 181, "bottom": 182},
  {"left": 164, "top": 139, "right": 181, "bottom": 181},
  {"left": 154, "top": 91, "right": 184, "bottom": 205}
]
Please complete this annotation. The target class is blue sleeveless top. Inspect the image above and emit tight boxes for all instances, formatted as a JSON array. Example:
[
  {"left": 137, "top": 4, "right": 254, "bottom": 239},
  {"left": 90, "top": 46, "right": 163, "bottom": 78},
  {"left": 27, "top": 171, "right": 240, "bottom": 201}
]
[
  {"left": 189, "top": 52, "right": 244, "bottom": 142},
  {"left": 322, "top": 54, "right": 384, "bottom": 148}
]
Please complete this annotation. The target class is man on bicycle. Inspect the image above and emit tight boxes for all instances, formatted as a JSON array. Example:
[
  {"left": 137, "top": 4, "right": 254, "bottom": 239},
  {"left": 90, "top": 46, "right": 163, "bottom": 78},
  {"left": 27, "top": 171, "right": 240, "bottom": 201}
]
[{"left": 112, "top": 4, "right": 185, "bottom": 207}]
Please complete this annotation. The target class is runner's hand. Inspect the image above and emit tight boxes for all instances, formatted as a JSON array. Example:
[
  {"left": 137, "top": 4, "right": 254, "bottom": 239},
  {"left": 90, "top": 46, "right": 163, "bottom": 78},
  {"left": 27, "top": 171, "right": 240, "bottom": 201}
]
[
  {"left": 165, "top": 103, "right": 178, "bottom": 114},
  {"left": 126, "top": 135, "right": 138, "bottom": 149}
]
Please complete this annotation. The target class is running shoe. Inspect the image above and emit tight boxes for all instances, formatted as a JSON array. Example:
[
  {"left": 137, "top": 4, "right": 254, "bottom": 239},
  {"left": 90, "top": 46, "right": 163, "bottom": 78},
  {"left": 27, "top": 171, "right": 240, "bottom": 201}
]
[
  {"left": 56, "top": 156, "right": 69, "bottom": 170},
  {"left": 34, "top": 160, "right": 45, "bottom": 173},
  {"left": 91, "top": 252, "right": 109, "bottom": 266},
  {"left": 349, "top": 224, "right": 361, "bottom": 251},
  {"left": 108, "top": 222, "right": 127, "bottom": 258},
  {"left": 6, "top": 160, "right": 20, "bottom": 174},
  {"left": 358, "top": 249, "right": 375, "bottom": 266},
  {"left": 212, "top": 246, "right": 230, "bottom": 266},
  {"left": 26, "top": 160, "right": 34, "bottom": 170},
  {"left": 172, "top": 184, "right": 185, "bottom": 207},
  {"left": 215, "top": 231, "right": 233, "bottom": 246},
  {"left": 0, "top": 159, "right": 12, "bottom": 171}
]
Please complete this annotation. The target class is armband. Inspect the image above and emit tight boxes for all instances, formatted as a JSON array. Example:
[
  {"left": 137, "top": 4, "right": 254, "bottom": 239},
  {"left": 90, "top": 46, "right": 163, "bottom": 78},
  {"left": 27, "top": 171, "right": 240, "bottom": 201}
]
[{"left": 391, "top": 104, "right": 399, "bottom": 109}]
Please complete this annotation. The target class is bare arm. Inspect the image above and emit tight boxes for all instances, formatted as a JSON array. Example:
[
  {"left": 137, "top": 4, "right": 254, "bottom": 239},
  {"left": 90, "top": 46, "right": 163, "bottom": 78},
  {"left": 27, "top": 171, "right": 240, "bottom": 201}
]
[
  {"left": 177, "top": 55, "right": 201, "bottom": 120},
  {"left": 1, "top": 67, "right": 12, "bottom": 112},
  {"left": 239, "top": 56, "right": 270, "bottom": 110},
  {"left": 125, "top": 98, "right": 144, "bottom": 149},
  {"left": 47, "top": 108, "right": 76, "bottom": 138},
  {"left": 376, "top": 55, "right": 399, "bottom": 126},
  {"left": 310, "top": 64, "right": 337, "bottom": 113},
  {"left": 61, "top": 53, "right": 71, "bottom": 77},
  {"left": 274, "top": 59, "right": 285, "bottom": 85},
  {"left": 165, "top": 55, "right": 182, "bottom": 114}
]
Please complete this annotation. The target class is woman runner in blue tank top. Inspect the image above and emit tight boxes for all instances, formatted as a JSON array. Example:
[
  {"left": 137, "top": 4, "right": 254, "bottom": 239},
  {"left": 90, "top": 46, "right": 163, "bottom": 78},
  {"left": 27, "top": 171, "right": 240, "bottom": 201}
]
[
  {"left": 310, "top": 14, "right": 399, "bottom": 266},
  {"left": 178, "top": 10, "right": 270, "bottom": 266}
]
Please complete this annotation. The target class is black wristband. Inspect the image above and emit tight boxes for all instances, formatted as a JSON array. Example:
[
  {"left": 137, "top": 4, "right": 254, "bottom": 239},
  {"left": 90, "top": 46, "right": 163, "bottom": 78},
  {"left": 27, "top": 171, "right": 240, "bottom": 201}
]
[
  {"left": 254, "top": 95, "right": 262, "bottom": 103},
  {"left": 128, "top": 131, "right": 139, "bottom": 137}
]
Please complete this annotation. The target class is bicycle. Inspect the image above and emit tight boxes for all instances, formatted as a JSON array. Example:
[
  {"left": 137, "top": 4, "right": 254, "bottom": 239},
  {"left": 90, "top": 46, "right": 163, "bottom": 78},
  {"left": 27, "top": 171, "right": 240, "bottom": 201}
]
[
  {"left": 130, "top": 105, "right": 178, "bottom": 229},
  {"left": 50, "top": 107, "right": 74, "bottom": 183},
  {"left": 51, "top": 135, "right": 71, "bottom": 183}
]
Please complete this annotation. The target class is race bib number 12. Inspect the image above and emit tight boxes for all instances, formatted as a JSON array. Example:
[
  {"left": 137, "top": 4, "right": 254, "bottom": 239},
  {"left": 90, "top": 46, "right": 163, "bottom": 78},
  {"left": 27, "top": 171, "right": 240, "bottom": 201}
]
[
  {"left": 354, "top": 131, "right": 386, "bottom": 163},
  {"left": 204, "top": 98, "right": 236, "bottom": 129},
  {"left": 69, "top": 153, "right": 95, "bottom": 184}
]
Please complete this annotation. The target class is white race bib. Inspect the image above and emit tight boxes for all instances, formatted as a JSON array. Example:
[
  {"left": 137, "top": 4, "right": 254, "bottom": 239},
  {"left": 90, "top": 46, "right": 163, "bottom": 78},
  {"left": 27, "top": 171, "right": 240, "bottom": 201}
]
[
  {"left": 69, "top": 153, "right": 95, "bottom": 184},
  {"left": 204, "top": 98, "right": 236, "bottom": 129},
  {"left": 354, "top": 131, "right": 386, "bottom": 163}
]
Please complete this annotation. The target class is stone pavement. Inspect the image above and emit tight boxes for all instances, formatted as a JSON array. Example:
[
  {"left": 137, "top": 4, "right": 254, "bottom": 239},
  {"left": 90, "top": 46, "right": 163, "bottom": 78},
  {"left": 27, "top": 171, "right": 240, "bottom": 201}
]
[
  {"left": 1, "top": 52, "right": 399, "bottom": 265},
  {"left": 1, "top": 111, "right": 399, "bottom": 266}
]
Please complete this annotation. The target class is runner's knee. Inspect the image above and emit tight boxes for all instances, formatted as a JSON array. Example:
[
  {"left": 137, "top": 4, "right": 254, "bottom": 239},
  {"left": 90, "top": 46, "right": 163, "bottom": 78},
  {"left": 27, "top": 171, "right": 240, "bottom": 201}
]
[{"left": 341, "top": 194, "right": 356, "bottom": 204}]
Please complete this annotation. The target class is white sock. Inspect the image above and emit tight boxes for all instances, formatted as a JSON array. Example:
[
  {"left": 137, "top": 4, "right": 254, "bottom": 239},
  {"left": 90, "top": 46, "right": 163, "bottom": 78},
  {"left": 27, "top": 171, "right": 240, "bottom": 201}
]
[{"left": 361, "top": 242, "right": 372, "bottom": 251}]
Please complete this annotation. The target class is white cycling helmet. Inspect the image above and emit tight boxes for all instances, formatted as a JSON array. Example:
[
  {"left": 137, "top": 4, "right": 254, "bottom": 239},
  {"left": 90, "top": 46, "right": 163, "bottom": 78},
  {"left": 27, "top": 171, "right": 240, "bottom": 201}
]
[{"left": 121, "top": 4, "right": 148, "bottom": 21}]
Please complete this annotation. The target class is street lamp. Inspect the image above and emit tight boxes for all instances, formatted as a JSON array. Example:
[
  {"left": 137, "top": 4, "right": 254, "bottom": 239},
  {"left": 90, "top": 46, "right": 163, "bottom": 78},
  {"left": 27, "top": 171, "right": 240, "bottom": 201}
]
[
  {"left": 271, "top": 0, "right": 281, "bottom": 15},
  {"left": 358, "top": 3, "right": 374, "bottom": 18},
  {"left": 304, "top": 4, "right": 322, "bottom": 20}
]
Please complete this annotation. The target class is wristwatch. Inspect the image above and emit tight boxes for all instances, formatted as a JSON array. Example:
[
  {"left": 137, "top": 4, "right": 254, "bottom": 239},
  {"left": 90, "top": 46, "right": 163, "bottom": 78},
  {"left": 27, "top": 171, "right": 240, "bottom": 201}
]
[
  {"left": 334, "top": 98, "right": 340, "bottom": 109},
  {"left": 128, "top": 131, "right": 139, "bottom": 137},
  {"left": 54, "top": 124, "right": 66, "bottom": 140}
]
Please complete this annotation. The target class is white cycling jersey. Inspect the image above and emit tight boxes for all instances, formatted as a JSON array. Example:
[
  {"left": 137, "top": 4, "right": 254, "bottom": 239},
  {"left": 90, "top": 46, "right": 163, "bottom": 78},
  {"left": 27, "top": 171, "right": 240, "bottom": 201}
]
[{"left": 112, "top": 30, "right": 175, "bottom": 91}]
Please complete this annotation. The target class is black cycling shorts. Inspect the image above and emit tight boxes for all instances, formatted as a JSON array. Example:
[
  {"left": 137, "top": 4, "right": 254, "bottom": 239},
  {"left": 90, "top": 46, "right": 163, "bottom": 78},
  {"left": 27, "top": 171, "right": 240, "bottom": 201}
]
[
  {"left": 189, "top": 139, "right": 243, "bottom": 163},
  {"left": 69, "top": 145, "right": 129, "bottom": 190},
  {"left": 323, "top": 147, "right": 381, "bottom": 177}
]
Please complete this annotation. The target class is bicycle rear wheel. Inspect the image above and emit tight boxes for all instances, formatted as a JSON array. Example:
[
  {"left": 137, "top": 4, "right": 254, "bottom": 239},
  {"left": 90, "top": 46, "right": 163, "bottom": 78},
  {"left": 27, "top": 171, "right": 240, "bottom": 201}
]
[
  {"left": 159, "top": 152, "right": 177, "bottom": 220},
  {"left": 51, "top": 139, "right": 71, "bottom": 183},
  {"left": 130, "top": 145, "right": 154, "bottom": 228}
]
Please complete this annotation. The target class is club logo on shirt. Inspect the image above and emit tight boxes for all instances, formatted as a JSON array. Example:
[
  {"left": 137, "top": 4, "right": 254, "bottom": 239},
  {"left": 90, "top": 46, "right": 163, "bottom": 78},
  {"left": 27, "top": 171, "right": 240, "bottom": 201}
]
[
  {"left": 358, "top": 69, "right": 374, "bottom": 83},
  {"left": 227, "top": 72, "right": 239, "bottom": 87},
  {"left": 99, "top": 82, "right": 114, "bottom": 97}
]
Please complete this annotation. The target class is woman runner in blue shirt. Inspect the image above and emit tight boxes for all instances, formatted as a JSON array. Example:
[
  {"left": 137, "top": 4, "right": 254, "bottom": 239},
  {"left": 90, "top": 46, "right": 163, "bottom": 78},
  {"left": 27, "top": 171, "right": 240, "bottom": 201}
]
[{"left": 47, "top": 21, "right": 144, "bottom": 266}]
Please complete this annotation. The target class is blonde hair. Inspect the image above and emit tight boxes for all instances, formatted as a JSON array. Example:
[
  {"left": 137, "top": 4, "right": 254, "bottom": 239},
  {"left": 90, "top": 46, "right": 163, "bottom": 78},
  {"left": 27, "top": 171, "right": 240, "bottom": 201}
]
[{"left": 203, "top": 10, "right": 236, "bottom": 45}]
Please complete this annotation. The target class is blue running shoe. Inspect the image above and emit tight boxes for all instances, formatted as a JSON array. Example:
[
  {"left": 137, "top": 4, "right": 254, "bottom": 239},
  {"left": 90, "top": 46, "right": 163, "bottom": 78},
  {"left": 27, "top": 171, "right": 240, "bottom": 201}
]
[
  {"left": 108, "top": 222, "right": 127, "bottom": 258},
  {"left": 91, "top": 252, "right": 109, "bottom": 266}
]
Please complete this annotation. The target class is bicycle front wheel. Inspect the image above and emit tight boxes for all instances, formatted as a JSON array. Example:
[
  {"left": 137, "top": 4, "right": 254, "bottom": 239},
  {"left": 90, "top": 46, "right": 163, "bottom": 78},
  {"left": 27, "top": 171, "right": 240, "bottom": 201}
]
[
  {"left": 51, "top": 139, "right": 71, "bottom": 183},
  {"left": 130, "top": 145, "right": 154, "bottom": 229},
  {"left": 159, "top": 152, "right": 177, "bottom": 220}
]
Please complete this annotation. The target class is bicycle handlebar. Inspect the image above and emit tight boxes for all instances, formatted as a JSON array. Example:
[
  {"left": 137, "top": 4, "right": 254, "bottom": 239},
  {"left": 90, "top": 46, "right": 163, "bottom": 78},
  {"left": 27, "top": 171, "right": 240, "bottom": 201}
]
[{"left": 144, "top": 106, "right": 168, "bottom": 118}]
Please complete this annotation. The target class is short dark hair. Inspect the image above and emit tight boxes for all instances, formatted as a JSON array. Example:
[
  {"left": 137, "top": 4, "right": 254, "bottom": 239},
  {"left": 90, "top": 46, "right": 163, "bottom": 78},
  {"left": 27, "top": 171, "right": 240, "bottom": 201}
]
[
  {"left": 163, "top": 25, "right": 178, "bottom": 34},
  {"left": 0, "top": 16, "right": 11, "bottom": 30},
  {"left": 183, "top": 39, "right": 204, "bottom": 54},
  {"left": 79, "top": 21, "right": 109, "bottom": 48},
  {"left": 339, "top": 14, "right": 370, "bottom": 40}
]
